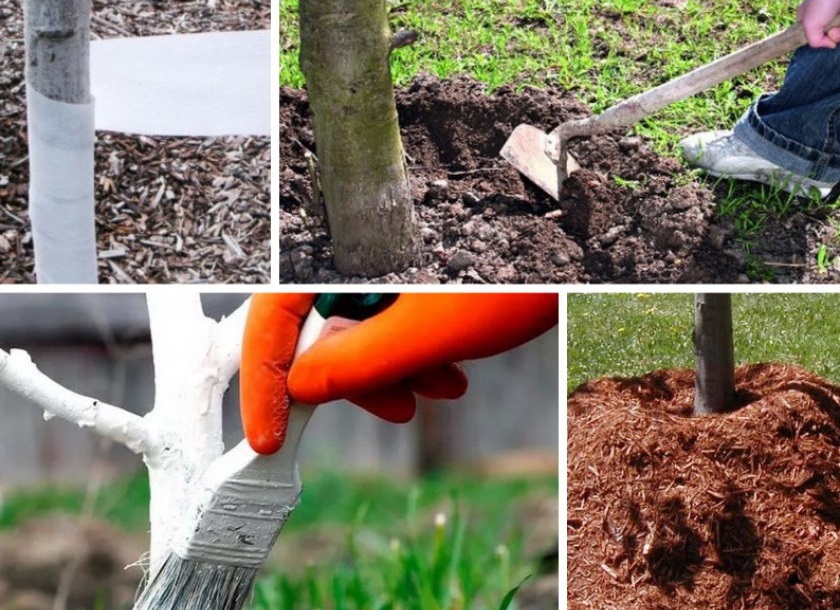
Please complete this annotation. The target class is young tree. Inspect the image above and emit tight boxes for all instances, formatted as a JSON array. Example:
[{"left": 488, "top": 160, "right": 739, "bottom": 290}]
[
  {"left": 23, "top": 0, "right": 98, "bottom": 283},
  {"left": 0, "top": 294, "right": 248, "bottom": 574},
  {"left": 299, "top": 0, "right": 419, "bottom": 276},
  {"left": 693, "top": 293, "right": 735, "bottom": 415}
]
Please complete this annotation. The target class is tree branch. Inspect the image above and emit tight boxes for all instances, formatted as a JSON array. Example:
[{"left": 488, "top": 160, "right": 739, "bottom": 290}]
[
  {"left": 0, "top": 348, "right": 151, "bottom": 454},
  {"left": 213, "top": 296, "right": 251, "bottom": 384}
]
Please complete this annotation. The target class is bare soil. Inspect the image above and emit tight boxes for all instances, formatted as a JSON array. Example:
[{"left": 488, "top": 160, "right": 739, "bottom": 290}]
[
  {"left": 568, "top": 363, "right": 840, "bottom": 609},
  {"left": 0, "top": 515, "right": 146, "bottom": 610},
  {"left": 0, "top": 0, "right": 269, "bottom": 284},
  {"left": 280, "top": 75, "right": 840, "bottom": 283}
]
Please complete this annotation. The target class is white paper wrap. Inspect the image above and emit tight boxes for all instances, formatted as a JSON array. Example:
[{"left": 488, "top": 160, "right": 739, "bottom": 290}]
[
  {"left": 26, "top": 86, "right": 98, "bottom": 284},
  {"left": 90, "top": 30, "right": 270, "bottom": 136}
]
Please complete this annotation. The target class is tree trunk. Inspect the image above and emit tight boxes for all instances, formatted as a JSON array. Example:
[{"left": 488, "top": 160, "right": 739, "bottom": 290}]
[
  {"left": 693, "top": 293, "right": 735, "bottom": 415},
  {"left": 299, "top": 0, "right": 418, "bottom": 276},
  {"left": 23, "top": 0, "right": 90, "bottom": 102},
  {"left": 23, "top": 0, "right": 97, "bottom": 283}
]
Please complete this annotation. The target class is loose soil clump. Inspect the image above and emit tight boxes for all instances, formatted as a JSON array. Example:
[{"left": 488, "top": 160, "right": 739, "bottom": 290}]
[
  {"left": 568, "top": 363, "right": 840, "bottom": 609},
  {"left": 281, "top": 75, "right": 751, "bottom": 283}
]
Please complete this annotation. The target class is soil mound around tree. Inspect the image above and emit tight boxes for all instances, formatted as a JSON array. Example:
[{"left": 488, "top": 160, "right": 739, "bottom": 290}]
[
  {"left": 568, "top": 363, "right": 840, "bottom": 609},
  {"left": 280, "top": 74, "right": 746, "bottom": 283}
]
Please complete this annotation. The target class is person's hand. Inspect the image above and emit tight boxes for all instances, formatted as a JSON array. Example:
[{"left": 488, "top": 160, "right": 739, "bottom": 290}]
[
  {"left": 240, "top": 293, "right": 558, "bottom": 454},
  {"left": 798, "top": 0, "right": 840, "bottom": 48},
  {"left": 239, "top": 294, "right": 315, "bottom": 455}
]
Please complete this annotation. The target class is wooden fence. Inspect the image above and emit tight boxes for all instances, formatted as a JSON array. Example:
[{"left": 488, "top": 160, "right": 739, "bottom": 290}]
[{"left": 0, "top": 294, "right": 558, "bottom": 487}]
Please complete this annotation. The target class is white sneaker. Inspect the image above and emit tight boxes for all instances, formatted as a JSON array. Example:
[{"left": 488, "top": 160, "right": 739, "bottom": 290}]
[{"left": 680, "top": 130, "right": 835, "bottom": 199}]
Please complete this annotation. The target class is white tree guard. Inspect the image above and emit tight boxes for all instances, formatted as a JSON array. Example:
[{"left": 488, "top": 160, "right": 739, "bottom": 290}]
[
  {"left": 23, "top": 0, "right": 269, "bottom": 283},
  {"left": 26, "top": 88, "right": 97, "bottom": 283},
  {"left": 91, "top": 30, "right": 270, "bottom": 136}
]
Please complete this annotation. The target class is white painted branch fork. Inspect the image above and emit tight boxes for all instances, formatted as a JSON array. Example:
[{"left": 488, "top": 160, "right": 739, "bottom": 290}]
[{"left": 0, "top": 293, "right": 251, "bottom": 573}]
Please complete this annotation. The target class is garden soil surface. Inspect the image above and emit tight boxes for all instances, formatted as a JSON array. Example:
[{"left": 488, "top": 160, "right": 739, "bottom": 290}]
[
  {"left": 281, "top": 76, "right": 839, "bottom": 283},
  {"left": 568, "top": 363, "right": 840, "bottom": 609}
]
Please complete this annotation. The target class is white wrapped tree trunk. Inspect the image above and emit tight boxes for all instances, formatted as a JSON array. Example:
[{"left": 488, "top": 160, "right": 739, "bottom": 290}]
[
  {"left": 23, "top": 0, "right": 97, "bottom": 283},
  {"left": 0, "top": 293, "right": 250, "bottom": 573}
]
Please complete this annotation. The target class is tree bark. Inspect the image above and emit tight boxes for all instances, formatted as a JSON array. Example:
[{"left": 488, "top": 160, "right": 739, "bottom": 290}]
[
  {"left": 299, "top": 0, "right": 418, "bottom": 276},
  {"left": 693, "top": 293, "right": 735, "bottom": 415},
  {"left": 23, "top": 0, "right": 90, "bottom": 103},
  {"left": 23, "top": 0, "right": 97, "bottom": 284}
]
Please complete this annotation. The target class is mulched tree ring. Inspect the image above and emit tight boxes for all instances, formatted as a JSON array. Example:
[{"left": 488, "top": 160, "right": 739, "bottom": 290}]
[
  {"left": 1, "top": 0, "right": 270, "bottom": 284},
  {"left": 568, "top": 363, "right": 840, "bottom": 609}
]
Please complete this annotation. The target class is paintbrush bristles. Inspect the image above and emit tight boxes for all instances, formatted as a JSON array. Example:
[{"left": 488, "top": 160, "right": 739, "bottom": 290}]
[{"left": 133, "top": 554, "right": 258, "bottom": 610}]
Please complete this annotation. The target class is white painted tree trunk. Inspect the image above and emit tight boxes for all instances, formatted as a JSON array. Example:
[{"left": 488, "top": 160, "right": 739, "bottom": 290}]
[
  {"left": 23, "top": 0, "right": 98, "bottom": 283},
  {"left": 0, "top": 294, "right": 250, "bottom": 573}
]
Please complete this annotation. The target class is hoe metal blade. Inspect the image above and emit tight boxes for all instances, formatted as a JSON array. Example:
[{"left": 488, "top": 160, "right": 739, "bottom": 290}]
[{"left": 500, "top": 124, "right": 579, "bottom": 201}]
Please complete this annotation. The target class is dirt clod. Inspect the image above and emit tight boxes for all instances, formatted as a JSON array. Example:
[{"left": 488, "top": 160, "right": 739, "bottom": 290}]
[{"left": 568, "top": 363, "right": 840, "bottom": 609}]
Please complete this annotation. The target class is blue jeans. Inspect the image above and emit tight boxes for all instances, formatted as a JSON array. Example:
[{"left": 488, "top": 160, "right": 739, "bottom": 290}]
[{"left": 734, "top": 45, "right": 840, "bottom": 182}]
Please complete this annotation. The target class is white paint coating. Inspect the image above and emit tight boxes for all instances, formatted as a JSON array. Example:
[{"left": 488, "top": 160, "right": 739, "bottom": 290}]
[
  {"left": 171, "top": 310, "right": 326, "bottom": 567},
  {"left": 143, "top": 293, "right": 250, "bottom": 572},
  {"left": 0, "top": 348, "right": 151, "bottom": 454},
  {"left": 0, "top": 295, "right": 253, "bottom": 576}
]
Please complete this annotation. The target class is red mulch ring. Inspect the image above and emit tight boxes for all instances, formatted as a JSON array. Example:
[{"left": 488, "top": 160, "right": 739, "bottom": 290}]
[{"left": 568, "top": 363, "right": 840, "bottom": 609}]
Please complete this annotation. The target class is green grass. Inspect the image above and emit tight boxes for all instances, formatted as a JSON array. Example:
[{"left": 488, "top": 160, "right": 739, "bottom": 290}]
[
  {"left": 281, "top": 0, "right": 840, "bottom": 279},
  {"left": 251, "top": 472, "right": 555, "bottom": 610},
  {"left": 0, "top": 470, "right": 150, "bottom": 531},
  {"left": 568, "top": 293, "right": 840, "bottom": 393},
  {"left": 3, "top": 469, "right": 555, "bottom": 610},
  {"left": 280, "top": 0, "right": 792, "bottom": 154}
]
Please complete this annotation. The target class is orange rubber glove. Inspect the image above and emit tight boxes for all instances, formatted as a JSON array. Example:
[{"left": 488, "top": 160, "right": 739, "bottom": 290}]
[{"left": 240, "top": 293, "right": 558, "bottom": 455}]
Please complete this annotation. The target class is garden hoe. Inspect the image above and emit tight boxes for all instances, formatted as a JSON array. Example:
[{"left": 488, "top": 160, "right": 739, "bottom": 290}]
[
  {"left": 132, "top": 294, "right": 392, "bottom": 610},
  {"left": 501, "top": 17, "right": 840, "bottom": 200}
]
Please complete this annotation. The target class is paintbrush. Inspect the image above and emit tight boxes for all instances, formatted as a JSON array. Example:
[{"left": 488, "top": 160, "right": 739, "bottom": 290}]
[{"left": 132, "top": 294, "right": 390, "bottom": 610}]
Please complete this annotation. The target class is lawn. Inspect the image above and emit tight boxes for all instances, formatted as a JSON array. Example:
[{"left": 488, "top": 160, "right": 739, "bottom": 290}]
[
  {"left": 281, "top": 0, "right": 840, "bottom": 280},
  {"left": 281, "top": 0, "right": 794, "bottom": 155},
  {"left": 567, "top": 292, "right": 840, "bottom": 392},
  {"left": 1, "top": 469, "right": 556, "bottom": 610}
]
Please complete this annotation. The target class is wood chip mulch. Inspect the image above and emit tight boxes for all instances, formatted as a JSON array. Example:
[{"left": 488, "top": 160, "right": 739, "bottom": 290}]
[
  {"left": 569, "top": 363, "right": 840, "bottom": 610},
  {"left": 0, "top": 0, "right": 269, "bottom": 284}
]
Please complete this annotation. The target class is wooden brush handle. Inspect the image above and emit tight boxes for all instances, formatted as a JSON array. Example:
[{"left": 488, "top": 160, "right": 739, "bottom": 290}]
[{"left": 554, "top": 17, "right": 840, "bottom": 140}]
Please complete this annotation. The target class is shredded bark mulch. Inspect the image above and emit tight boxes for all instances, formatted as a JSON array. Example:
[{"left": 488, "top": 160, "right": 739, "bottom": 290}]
[
  {"left": 568, "top": 363, "right": 840, "bottom": 609},
  {"left": 0, "top": 0, "right": 269, "bottom": 284}
]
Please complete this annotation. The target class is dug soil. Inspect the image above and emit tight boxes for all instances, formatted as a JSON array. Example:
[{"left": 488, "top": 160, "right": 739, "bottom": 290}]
[
  {"left": 568, "top": 363, "right": 840, "bottom": 609},
  {"left": 280, "top": 75, "right": 840, "bottom": 283}
]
